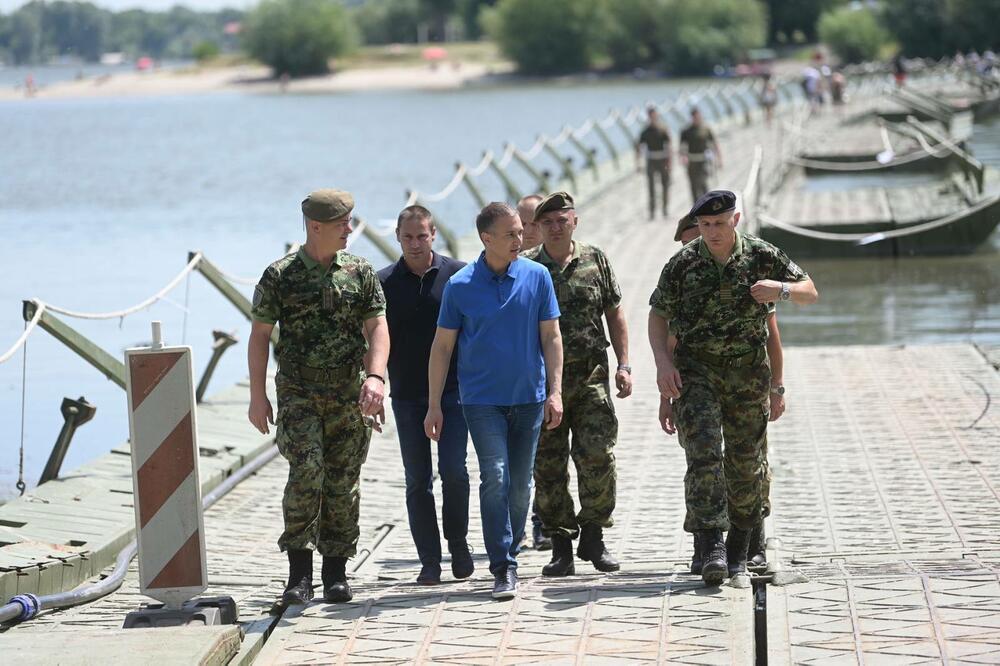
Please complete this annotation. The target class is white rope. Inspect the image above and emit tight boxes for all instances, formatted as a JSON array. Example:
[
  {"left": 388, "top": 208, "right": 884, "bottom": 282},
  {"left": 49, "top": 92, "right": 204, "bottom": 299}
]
[
  {"left": 573, "top": 120, "right": 594, "bottom": 140},
  {"left": 521, "top": 136, "right": 546, "bottom": 160},
  {"left": 0, "top": 303, "right": 44, "bottom": 365},
  {"left": 467, "top": 150, "right": 494, "bottom": 177},
  {"left": 42, "top": 252, "right": 204, "bottom": 320},
  {"left": 497, "top": 143, "right": 517, "bottom": 169},
  {"left": 215, "top": 266, "right": 258, "bottom": 286},
  {"left": 759, "top": 193, "right": 1000, "bottom": 242},
  {"left": 345, "top": 218, "right": 366, "bottom": 249},
  {"left": 421, "top": 164, "right": 467, "bottom": 203},
  {"left": 599, "top": 111, "right": 618, "bottom": 129},
  {"left": 548, "top": 127, "right": 573, "bottom": 147}
]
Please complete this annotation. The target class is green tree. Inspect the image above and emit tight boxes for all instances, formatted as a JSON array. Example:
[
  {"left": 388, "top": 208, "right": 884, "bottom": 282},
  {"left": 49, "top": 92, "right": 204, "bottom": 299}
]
[
  {"left": 765, "top": 0, "right": 843, "bottom": 45},
  {"left": 881, "top": 0, "right": 947, "bottom": 57},
  {"left": 489, "top": 0, "right": 607, "bottom": 74},
  {"left": 604, "top": 0, "right": 664, "bottom": 72},
  {"left": 42, "top": 1, "right": 108, "bottom": 62},
  {"left": 353, "top": 0, "right": 421, "bottom": 44},
  {"left": 661, "top": 0, "right": 767, "bottom": 75},
  {"left": 946, "top": 0, "right": 1000, "bottom": 54},
  {"left": 456, "top": 0, "right": 496, "bottom": 40},
  {"left": 192, "top": 40, "right": 220, "bottom": 62},
  {"left": 817, "top": 4, "right": 890, "bottom": 63},
  {"left": 8, "top": 3, "right": 44, "bottom": 64},
  {"left": 243, "top": 0, "right": 356, "bottom": 77}
]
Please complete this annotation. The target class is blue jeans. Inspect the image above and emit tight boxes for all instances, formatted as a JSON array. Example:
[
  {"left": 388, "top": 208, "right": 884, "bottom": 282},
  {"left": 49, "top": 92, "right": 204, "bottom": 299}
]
[
  {"left": 391, "top": 392, "right": 470, "bottom": 569},
  {"left": 463, "top": 402, "right": 544, "bottom": 574}
]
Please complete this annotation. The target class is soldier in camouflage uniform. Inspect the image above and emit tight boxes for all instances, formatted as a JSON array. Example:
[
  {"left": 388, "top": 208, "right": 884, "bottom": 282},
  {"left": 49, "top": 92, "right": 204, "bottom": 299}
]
[
  {"left": 648, "top": 190, "right": 816, "bottom": 585},
  {"left": 523, "top": 192, "right": 632, "bottom": 576},
  {"left": 248, "top": 189, "right": 389, "bottom": 605},
  {"left": 636, "top": 106, "right": 672, "bottom": 220},
  {"left": 664, "top": 213, "right": 786, "bottom": 575},
  {"left": 679, "top": 108, "right": 722, "bottom": 204}
]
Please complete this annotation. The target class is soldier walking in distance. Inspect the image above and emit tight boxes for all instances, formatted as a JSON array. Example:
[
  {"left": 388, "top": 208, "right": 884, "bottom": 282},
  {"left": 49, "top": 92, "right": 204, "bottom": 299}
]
[
  {"left": 523, "top": 192, "right": 631, "bottom": 576},
  {"left": 679, "top": 108, "right": 722, "bottom": 203},
  {"left": 378, "top": 205, "right": 473, "bottom": 585},
  {"left": 636, "top": 106, "right": 672, "bottom": 219},
  {"left": 248, "top": 189, "right": 389, "bottom": 605},
  {"left": 648, "top": 191, "right": 816, "bottom": 585}
]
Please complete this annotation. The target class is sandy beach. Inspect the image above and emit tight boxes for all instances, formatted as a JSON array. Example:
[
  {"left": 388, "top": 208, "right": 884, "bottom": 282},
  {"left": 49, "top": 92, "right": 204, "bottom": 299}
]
[{"left": 0, "top": 61, "right": 509, "bottom": 101}]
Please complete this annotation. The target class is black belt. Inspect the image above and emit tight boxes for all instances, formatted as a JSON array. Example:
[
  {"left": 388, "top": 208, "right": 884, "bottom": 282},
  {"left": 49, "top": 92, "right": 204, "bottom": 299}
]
[
  {"left": 683, "top": 347, "right": 764, "bottom": 369},
  {"left": 278, "top": 361, "right": 360, "bottom": 384}
]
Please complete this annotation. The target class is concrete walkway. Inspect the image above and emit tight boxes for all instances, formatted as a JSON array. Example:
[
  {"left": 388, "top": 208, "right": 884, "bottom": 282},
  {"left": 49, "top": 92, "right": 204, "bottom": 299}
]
[{"left": 5, "top": 86, "right": 1000, "bottom": 664}]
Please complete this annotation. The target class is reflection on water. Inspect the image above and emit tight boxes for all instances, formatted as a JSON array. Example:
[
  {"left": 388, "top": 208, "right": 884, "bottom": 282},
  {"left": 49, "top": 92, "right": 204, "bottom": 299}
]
[{"left": 780, "top": 243, "right": 1000, "bottom": 346}]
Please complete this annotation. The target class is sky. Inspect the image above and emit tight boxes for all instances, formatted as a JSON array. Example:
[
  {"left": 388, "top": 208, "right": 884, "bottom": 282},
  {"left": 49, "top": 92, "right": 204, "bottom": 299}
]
[{"left": 0, "top": 0, "right": 251, "bottom": 11}]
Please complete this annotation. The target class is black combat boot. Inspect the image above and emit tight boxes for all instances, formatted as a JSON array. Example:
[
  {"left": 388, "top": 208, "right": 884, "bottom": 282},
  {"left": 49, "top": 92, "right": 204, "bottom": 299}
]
[
  {"left": 690, "top": 533, "right": 703, "bottom": 575},
  {"left": 281, "top": 549, "right": 314, "bottom": 605},
  {"left": 322, "top": 556, "right": 353, "bottom": 603},
  {"left": 577, "top": 525, "right": 620, "bottom": 572},
  {"left": 725, "top": 527, "right": 751, "bottom": 577},
  {"left": 542, "top": 536, "right": 576, "bottom": 576},
  {"left": 748, "top": 522, "right": 767, "bottom": 569},
  {"left": 698, "top": 529, "right": 727, "bottom": 586}
]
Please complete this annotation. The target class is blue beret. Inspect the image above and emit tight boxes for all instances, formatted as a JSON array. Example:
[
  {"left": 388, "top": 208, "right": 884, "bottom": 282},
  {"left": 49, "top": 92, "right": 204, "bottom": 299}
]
[{"left": 689, "top": 190, "right": 736, "bottom": 218}]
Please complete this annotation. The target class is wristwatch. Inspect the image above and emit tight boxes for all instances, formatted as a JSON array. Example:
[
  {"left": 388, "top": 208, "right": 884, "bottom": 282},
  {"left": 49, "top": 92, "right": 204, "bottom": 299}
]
[
  {"left": 617, "top": 365, "right": 632, "bottom": 374},
  {"left": 770, "top": 385, "right": 785, "bottom": 396},
  {"left": 779, "top": 282, "right": 791, "bottom": 301}
]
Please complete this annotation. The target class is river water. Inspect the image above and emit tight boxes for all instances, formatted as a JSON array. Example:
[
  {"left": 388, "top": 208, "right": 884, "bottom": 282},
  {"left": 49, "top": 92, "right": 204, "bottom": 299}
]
[{"left": 1, "top": 74, "right": 998, "bottom": 495}]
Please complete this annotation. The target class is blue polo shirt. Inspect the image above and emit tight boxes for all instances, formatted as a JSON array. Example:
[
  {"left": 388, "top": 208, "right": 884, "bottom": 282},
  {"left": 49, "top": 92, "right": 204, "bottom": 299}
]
[{"left": 438, "top": 253, "right": 560, "bottom": 406}]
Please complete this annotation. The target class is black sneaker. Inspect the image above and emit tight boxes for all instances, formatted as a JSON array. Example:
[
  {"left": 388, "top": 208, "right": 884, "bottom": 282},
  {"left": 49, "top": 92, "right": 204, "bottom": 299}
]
[{"left": 491, "top": 566, "right": 518, "bottom": 600}]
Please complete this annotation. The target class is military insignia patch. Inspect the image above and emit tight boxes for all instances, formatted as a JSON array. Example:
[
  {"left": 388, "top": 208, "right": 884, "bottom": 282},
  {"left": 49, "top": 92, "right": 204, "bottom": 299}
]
[{"left": 252, "top": 285, "right": 264, "bottom": 309}]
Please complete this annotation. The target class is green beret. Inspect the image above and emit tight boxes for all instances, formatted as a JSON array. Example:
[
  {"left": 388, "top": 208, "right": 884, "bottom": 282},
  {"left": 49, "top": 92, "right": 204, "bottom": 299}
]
[
  {"left": 689, "top": 189, "right": 736, "bottom": 218},
  {"left": 302, "top": 189, "right": 354, "bottom": 222},
  {"left": 533, "top": 191, "right": 575, "bottom": 222},
  {"left": 673, "top": 214, "right": 698, "bottom": 242}
]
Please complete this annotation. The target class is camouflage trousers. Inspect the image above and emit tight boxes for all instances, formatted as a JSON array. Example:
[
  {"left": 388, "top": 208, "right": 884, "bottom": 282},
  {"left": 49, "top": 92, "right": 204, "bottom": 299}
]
[
  {"left": 534, "top": 358, "right": 618, "bottom": 539},
  {"left": 274, "top": 373, "right": 372, "bottom": 557},
  {"left": 646, "top": 159, "right": 670, "bottom": 215},
  {"left": 687, "top": 161, "right": 710, "bottom": 203},
  {"left": 674, "top": 349, "right": 770, "bottom": 532}
]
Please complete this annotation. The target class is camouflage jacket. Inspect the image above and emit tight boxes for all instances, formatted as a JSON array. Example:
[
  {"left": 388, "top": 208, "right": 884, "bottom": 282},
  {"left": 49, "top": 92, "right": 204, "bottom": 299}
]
[
  {"left": 251, "top": 248, "right": 386, "bottom": 370},
  {"left": 649, "top": 232, "right": 807, "bottom": 356},
  {"left": 523, "top": 241, "right": 621, "bottom": 366}
]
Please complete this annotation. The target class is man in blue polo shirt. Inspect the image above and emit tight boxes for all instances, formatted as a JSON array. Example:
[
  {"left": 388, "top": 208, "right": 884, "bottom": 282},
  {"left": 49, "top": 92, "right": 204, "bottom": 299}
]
[
  {"left": 425, "top": 201, "right": 564, "bottom": 600},
  {"left": 378, "top": 205, "right": 473, "bottom": 586}
]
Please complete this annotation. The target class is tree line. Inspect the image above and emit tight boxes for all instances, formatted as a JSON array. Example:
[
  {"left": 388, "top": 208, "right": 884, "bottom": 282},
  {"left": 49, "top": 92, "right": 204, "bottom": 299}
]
[
  {"left": 3, "top": 0, "right": 997, "bottom": 75},
  {"left": 0, "top": 0, "right": 242, "bottom": 65}
]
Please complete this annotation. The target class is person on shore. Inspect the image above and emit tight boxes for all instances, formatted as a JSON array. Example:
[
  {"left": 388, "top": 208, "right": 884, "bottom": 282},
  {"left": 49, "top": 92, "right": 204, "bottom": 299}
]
[
  {"left": 679, "top": 108, "right": 722, "bottom": 205},
  {"left": 248, "top": 189, "right": 389, "bottom": 605},
  {"left": 648, "top": 190, "right": 816, "bottom": 585},
  {"left": 663, "top": 212, "right": 785, "bottom": 574},
  {"left": 636, "top": 106, "right": 672, "bottom": 219},
  {"left": 377, "top": 205, "right": 473, "bottom": 586},
  {"left": 516, "top": 192, "right": 553, "bottom": 553},
  {"left": 425, "top": 202, "right": 564, "bottom": 600},
  {"left": 523, "top": 192, "right": 631, "bottom": 577}
]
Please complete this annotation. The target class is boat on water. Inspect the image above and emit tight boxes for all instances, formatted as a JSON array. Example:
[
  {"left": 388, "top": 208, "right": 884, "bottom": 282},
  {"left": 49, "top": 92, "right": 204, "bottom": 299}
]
[{"left": 752, "top": 116, "right": 1000, "bottom": 258}]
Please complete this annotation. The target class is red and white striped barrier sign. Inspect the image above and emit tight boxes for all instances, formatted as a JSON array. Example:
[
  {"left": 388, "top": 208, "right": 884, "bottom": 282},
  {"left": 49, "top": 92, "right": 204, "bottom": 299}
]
[{"left": 125, "top": 323, "right": 207, "bottom": 609}]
